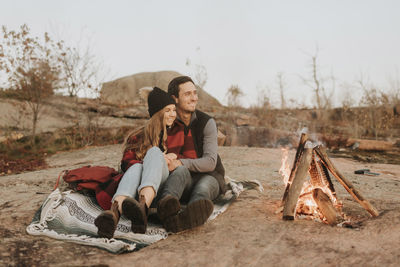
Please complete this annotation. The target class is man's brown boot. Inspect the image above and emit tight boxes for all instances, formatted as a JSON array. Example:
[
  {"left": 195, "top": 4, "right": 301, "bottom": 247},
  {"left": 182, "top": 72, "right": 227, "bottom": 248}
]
[
  {"left": 157, "top": 195, "right": 181, "bottom": 222},
  {"left": 165, "top": 199, "right": 213, "bottom": 233},
  {"left": 94, "top": 201, "right": 120, "bottom": 239},
  {"left": 122, "top": 196, "right": 148, "bottom": 234}
]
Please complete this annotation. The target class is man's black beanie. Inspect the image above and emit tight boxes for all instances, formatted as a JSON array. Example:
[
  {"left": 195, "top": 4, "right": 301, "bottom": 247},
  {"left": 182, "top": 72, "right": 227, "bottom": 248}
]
[{"left": 148, "top": 87, "right": 176, "bottom": 117}]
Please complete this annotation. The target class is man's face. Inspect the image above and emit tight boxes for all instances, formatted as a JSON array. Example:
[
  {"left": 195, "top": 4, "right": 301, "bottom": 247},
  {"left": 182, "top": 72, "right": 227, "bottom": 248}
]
[{"left": 175, "top": 81, "right": 198, "bottom": 113}]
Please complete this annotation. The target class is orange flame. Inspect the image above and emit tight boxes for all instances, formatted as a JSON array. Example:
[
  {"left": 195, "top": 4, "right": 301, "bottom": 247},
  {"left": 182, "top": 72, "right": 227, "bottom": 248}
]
[
  {"left": 279, "top": 148, "right": 341, "bottom": 223},
  {"left": 279, "top": 148, "right": 290, "bottom": 185}
]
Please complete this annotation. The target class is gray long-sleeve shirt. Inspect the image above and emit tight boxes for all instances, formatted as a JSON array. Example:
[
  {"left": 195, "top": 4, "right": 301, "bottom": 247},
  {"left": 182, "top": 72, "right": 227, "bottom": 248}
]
[{"left": 179, "top": 113, "right": 218, "bottom": 173}]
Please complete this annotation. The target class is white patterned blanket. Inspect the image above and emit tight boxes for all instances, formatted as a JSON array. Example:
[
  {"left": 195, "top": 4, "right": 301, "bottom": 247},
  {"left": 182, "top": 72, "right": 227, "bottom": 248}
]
[{"left": 26, "top": 179, "right": 262, "bottom": 254}]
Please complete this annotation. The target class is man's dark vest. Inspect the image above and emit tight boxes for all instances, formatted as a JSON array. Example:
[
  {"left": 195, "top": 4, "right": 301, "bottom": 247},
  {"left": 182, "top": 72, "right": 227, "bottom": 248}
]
[{"left": 190, "top": 110, "right": 226, "bottom": 194}]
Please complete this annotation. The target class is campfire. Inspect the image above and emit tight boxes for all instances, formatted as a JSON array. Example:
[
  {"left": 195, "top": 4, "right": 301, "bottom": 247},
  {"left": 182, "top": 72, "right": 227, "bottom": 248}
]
[{"left": 279, "top": 133, "right": 379, "bottom": 225}]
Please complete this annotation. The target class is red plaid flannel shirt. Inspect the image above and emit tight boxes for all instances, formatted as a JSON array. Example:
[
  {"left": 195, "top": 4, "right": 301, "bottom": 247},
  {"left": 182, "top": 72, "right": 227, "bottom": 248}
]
[
  {"left": 166, "top": 120, "right": 197, "bottom": 159},
  {"left": 120, "top": 135, "right": 142, "bottom": 173}
]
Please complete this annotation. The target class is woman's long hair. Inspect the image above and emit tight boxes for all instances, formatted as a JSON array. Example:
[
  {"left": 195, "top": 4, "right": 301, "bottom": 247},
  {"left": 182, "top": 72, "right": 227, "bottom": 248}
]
[{"left": 122, "top": 108, "right": 167, "bottom": 160}]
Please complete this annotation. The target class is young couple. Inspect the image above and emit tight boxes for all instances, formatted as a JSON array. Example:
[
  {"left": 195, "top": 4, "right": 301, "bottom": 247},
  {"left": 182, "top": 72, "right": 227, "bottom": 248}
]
[{"left": 94, "top": 76, "right": 226, "bottom": 238}]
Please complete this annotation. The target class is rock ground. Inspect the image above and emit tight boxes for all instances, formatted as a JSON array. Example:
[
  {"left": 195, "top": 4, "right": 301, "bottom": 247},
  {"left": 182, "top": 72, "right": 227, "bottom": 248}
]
[{"left": 1, "top": 145, "right": 400, "bottom": 266}]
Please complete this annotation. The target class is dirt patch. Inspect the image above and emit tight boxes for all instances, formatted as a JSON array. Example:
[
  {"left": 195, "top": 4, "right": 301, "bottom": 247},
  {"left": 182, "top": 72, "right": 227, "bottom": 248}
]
[
  {"left": 0, "top": 126, "right": 138, "bottom": 175},
  {"left": 0, "top": 156, "right": 48, "bottom": 176},
  {"left": 1, "top": 145, "right": 400, "bottom": 266}
]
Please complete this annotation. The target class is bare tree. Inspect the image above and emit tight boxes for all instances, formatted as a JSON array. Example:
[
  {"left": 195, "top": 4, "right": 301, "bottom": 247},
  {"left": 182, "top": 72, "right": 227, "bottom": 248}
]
[
  {"left": 387, "top": 69, "right": 400, "bottom": 105},
  {"left": 0, "top": 24, "right": 61, "bottom": 144},
  {"left": 186, "top": 57, "right": 208, "bottom": 89},
  {"left": 358, "top": 75, "right": 393, "bottom": 139},
  {"left": 194, "top": 64, "right": 208, "bottom": 89},
  {"left": 20, "top": 62, "right": 58, "bottom": 140},
  {"left": 56, "top": 38, "right": 104, "bottom": 98},
  {"left": 276, "top": 72, "right": 286, "bottom": 109},
  {"left": 311, "top": 52, "right": 323, "bottom": 109},
  {"left": 255, "top": 84, "right": 272, "bottom": 110},
  {"left": 226, "top": 84, "right": 244, "bottom": 107},
  {"left": 301, "top": 47, "right": 335, "bottom": 110},
  {"left": 47, "top": 24, "right": 109, "bottom": 98}
]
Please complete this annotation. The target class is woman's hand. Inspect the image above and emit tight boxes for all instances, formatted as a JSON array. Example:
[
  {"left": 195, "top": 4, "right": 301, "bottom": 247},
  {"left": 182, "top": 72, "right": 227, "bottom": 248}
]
[
  {"left": 164, "top": 153, "right": 180, "bottom": 171},
  {"left": 169, "top": 159, "right": 182, "bottom": 171},
  {"left": 164, "top": 153, "right": 177, "bottom": 161}
]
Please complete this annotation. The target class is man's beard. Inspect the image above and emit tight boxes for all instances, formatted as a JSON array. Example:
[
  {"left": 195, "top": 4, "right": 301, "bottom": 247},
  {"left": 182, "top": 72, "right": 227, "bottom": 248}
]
[
  {"left": 182, "top": 103, "right": 196, "bottom": 113},
  {"left": 181, "top": 108, "right": 194, "bottom": 114}
]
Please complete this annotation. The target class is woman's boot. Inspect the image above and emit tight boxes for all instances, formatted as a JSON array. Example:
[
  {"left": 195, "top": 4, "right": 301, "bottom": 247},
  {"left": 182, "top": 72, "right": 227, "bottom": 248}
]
[
  {"left": 122, "top": 195, "right": 148, "bottom": 234},
  {"left": 94, "top": 201, "right": 120, "bottom": 238}
]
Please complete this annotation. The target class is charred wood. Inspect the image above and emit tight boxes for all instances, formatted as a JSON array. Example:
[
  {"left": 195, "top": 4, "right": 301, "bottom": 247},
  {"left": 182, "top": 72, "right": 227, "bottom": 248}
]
[
  {"left": 282, "top": 133, "right": 308, "bottom": 205},
  {"left": 283, "top": 148, "right": 313, "bottom": 220},
  {"left": 312, "top": 188, "right": 343, "bottom": 225}
]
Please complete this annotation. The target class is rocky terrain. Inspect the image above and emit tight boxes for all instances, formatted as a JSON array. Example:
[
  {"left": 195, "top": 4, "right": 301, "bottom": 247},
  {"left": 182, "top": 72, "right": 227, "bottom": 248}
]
[
  {"left": 1, "top": 70, "right": 400, "bottom": 266},
  {"left": 2, "top": 70, "right": 400, "bottom": 152},
  {"left": 1, "top": 145, "right": 400, "bottom": 266},
  {"left": 0, "top": 89, "right": 298, "bottom": 149}
]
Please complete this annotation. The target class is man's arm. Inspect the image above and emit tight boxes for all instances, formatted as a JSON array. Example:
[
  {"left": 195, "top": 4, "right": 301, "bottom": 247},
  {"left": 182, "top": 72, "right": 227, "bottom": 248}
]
[{"left": 179, "top": 118, "right": 218, "bottom": 172}]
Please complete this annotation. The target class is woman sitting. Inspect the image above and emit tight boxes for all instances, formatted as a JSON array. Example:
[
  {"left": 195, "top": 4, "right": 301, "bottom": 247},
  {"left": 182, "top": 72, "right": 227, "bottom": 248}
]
[{"left": 94, "top": 87, "right": 176, "bottom": 238}]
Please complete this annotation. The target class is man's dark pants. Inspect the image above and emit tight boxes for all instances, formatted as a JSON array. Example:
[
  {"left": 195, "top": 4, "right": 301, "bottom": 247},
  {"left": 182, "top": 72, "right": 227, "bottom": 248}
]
[{"left": 160, "top": 166, "right": 219, "bottom": 204}]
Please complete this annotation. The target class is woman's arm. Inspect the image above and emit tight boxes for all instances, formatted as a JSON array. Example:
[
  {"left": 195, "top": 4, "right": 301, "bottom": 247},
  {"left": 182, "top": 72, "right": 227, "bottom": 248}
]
[
  {"left": 120, "top": 149, "right": 142, "bottom": 172},
  {"left": 120, "top": 135, "right": 142, "bottom": 172}
]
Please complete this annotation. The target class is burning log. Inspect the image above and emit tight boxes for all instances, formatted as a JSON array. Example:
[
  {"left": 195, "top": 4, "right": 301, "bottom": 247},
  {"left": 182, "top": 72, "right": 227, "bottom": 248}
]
[
  {"left": 309, "top": 156, "right": 324, "bottom": 188},
  {"left": 310, "top": 154, "right": 338, "bottom": 205},
  {"left": 283, "top": 148, "right": 313, "bottom": 220},
  {"left": 318, "top": 160, "right": 337, "bottom": 201},
  {"left": 314, "top": 146, "right": 379, "bottom": 217},
  {"left": 278, "top": 134, "right": 379, "bottom": 225},
  {"left": 282, "top": 133, "right": 308, "bottom": 205},
  {"left": 312, "top": 188, "right": 343, "bottom": 225}
]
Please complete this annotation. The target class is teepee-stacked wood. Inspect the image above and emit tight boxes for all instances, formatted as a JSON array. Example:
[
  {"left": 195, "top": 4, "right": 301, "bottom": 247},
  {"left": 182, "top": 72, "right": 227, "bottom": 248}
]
[{"left": 281, "top": 134, "right": 379, "bottom": 224}]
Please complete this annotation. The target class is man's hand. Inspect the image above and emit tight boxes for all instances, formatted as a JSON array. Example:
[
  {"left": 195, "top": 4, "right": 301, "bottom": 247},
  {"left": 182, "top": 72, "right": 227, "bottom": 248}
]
[
  {"left": 166, "top": 159, "right": 182, "bottom": 172},
  {"left": 164, "top": 153, "right": 178, "bottom": 171}
]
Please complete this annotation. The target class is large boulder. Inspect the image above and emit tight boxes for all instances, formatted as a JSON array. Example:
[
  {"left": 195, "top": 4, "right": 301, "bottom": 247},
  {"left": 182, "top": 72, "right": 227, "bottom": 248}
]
[{"left": 100, "top": 71, "right": 221, "bottom": 108}]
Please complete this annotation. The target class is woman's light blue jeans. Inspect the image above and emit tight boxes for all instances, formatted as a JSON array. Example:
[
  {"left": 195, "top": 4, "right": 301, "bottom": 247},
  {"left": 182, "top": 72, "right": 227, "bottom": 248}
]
[{"left": 112, "top": 147, "right": 169, "bottom": 203}]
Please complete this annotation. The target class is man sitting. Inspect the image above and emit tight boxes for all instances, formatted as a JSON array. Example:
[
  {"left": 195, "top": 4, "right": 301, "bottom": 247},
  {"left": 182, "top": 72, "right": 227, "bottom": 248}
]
[{"left": 157, "top": 76, "right": 226, "bottom": 233}]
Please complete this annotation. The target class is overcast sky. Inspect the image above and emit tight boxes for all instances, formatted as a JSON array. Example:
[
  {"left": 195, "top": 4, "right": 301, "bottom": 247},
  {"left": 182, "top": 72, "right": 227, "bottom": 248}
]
[{"left": 1, "top": 0, "right": 399, "bottom": 107}]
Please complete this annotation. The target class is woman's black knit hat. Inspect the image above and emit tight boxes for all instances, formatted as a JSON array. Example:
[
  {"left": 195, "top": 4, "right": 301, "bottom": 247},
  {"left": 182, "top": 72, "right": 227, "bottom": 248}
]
[{"left": 148, "top": 87, "right": 176, "bottom": 117}]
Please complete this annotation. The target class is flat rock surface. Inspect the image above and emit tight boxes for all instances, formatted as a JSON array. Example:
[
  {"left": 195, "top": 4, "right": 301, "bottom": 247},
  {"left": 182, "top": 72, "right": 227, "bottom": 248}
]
[{"left": 1, "top": 146, "right": 400, "bottom": 266}]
